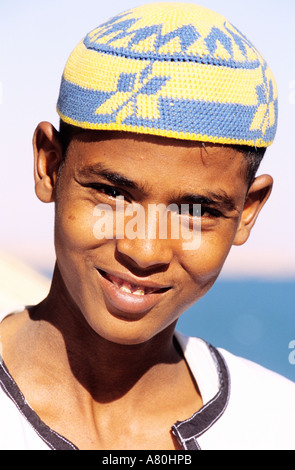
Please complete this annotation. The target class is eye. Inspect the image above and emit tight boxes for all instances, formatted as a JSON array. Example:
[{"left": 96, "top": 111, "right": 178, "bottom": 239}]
[
  {"left": 100, "top": 185, "right": 124, "bottom": 199},
  {"left": 87, "top": 183, "right": 127, "bottom": 200},
  {"left": 199, "top": 206, "right": 223, "bottom": 218},
  {"left": 180, "top": 204, "right": 222, "bottom": 218}
]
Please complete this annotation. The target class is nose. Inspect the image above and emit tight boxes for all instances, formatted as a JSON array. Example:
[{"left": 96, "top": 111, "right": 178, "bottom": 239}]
[
  {"left": 114, "top": 201, "right": 178, "bottom": 270},
  {"left": 116, "top": 237, "right": 174, "bottom": 270}
]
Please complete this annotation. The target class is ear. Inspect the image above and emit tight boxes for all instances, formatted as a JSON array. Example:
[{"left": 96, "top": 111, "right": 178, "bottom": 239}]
[
  {"left": 233, "top": 174, "right": 273, "bottom": 246},
  {"left": 33, "top": 121, "right": 63, "bottom": 203}
]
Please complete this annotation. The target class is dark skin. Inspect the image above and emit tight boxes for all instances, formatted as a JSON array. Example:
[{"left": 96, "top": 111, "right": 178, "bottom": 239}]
[{"left": 0, "top": 122, "right": 273, "bottom": 449}]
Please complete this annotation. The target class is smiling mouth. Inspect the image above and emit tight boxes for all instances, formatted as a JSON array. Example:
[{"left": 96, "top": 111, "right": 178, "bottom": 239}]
[{"left": 98, "top": 269, "right": 170, "bottom": 296}]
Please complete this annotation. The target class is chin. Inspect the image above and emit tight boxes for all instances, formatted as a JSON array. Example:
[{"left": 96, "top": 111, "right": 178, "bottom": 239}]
[
  {"left": 86, "top": 312, "right": 174, "bottom": 347},
  {"left": 97, "top": 327, "right": 158, "bottom": 346}
]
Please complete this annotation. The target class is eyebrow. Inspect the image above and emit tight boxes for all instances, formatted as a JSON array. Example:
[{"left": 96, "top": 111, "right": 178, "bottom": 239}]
[
  {"left": 76, "top": 163, "right": 238, "bottom": 212},
  {"left": 176, "top": 190, "right": 239, "bottom": 213},
  {"left": 75, "top": 163, "right": 148, "bottom": 193}
]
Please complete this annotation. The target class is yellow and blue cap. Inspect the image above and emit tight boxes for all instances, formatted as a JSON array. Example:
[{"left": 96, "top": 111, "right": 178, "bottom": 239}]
[{"left": 57, "top": 2, "right": 278, "bottom": 147}]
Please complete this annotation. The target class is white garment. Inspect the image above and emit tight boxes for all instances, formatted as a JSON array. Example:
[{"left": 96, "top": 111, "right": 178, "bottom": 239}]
[
  {"left": 177, "top": 333, "right": 295, "bottom": 450},
  {"left": 0, "top": 310, "right": 294, "bottom": 450}
]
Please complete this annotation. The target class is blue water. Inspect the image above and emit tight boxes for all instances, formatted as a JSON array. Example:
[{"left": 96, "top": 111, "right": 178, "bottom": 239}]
[{"left": 177, "top": 279, "right": 295, "bottom": 382}]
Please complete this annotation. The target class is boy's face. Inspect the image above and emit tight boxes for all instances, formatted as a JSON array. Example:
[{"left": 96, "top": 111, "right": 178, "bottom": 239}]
[{"left": 35, "top": 127, "right": 271, "bottom": 345}]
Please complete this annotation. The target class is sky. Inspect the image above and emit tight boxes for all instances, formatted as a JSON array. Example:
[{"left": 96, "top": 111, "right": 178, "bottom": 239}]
[{"left": 1, "top": 0, "right": 295, "bottom": 278}]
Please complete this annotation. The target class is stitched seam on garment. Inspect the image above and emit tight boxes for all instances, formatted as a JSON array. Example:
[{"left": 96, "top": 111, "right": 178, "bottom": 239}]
[
  {"left": 180, "top": 435, "right": 201, "bottom": 450},
  {"left": 173, "top": 343, "right": 230, "bottom": 443},
  {"left": 192, "top": 347, "right": 232, "bottom": 439},
  {"left": 174, "top": 344, "right": 224, "bottom": 429},
  {"left": 0, "top": 361, "right": 77, "bottom": 450},
  {"left": 190, "top": 347, "right": 231, "bottom": 440},
  {"left": 176, "top": 387, "right": 223, "bottom": 429},
  {"left": 0, "top": 368, "right": 55, "bottom": 450}
]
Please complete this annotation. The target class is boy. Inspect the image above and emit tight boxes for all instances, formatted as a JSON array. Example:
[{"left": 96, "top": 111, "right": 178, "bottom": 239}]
[{"left": 0, "top": 2, "right": 294, "bottom": 450}]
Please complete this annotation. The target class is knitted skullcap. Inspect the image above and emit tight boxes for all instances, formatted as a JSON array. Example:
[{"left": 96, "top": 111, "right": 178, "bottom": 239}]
[{"left": 57, "top": 2, "right": 278, "bottom": 147}]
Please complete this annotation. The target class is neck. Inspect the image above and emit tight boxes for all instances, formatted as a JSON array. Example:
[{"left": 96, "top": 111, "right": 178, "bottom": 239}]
[{"left": 29, "top": 265, "right": 182, "bottom": 403}]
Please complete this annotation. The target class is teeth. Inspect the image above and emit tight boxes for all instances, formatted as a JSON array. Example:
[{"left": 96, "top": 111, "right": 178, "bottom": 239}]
[
  {"left": 120, "top": 285, "right": 132, "bottom": 294},
  {"left": 119, "top": 284, "right": 145, "bottom": 295},
  {"left": 133, "top": 289, "right": 145, "bottom": 296},
  {"left": 105, "top": 271, "right": 158, "bottom": 296}
]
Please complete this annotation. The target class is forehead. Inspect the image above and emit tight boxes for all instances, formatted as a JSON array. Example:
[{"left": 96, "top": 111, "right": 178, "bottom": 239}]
[
  {"left": 65, "top": 131, "right": 247, "bottom": 189},
  {"left": 68, "top": 130, "right": 245, "bottom": 168}
]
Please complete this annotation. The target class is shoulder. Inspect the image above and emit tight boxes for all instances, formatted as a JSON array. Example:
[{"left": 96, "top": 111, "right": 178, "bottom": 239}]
[
  {"left": 176, "top": 332, "right": 295, "bottom": 449},
  {"left": 219, "top": 347, "right": 295, "bottom": 401},
  {"left": 177, "top": 331, "right": 295, "bottom": 400},
  {"left": 0, "top": 307, "right": 30, "bottom": 350},
  {"left": 213, "top": 348, "right": 295, "bottom": 449},
  {"left": 0, "top": 361, "right": 50, "bottom": 450},
  {"left": 0, "top": 306, "right": 27, "bottom": 323}
]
